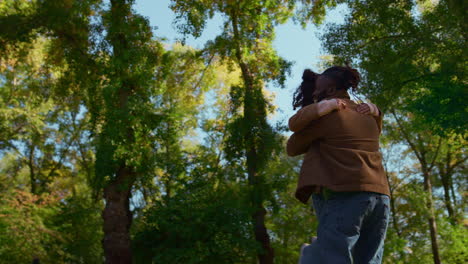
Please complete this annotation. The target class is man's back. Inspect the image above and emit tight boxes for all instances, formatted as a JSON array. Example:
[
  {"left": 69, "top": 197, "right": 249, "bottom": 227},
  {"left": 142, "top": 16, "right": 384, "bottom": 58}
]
[
  {"left": 290, "top": 66, "right": 391, "bottom": 264},
  {"left": 315, "top": 99, "right": 387, "bottom": 189},
  {"left": 287, "top": 99, "right": 390, "bottom": 203},
  {"left": 318, "top": 99, "right": 381, "bottom": 152}
]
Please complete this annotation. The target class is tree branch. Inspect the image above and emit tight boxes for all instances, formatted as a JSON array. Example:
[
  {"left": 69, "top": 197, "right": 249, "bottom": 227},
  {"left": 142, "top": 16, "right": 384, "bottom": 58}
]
[
  {"left": 428, "top": 137, "right": 443, "bottom": 172},
  {"left": 391, "top": 111, "right": 424, "bottom": 164}
]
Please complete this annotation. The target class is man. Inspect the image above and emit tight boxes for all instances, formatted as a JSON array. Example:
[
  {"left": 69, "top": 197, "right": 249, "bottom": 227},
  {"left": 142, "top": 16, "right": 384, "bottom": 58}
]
[{"left": 287, "top": 66, "right": 390, "bottom": 264}]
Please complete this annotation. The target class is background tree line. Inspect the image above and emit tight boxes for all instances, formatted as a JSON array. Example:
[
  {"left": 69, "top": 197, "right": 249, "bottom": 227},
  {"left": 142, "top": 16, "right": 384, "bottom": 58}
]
[{"left": 0, "top": 0, "right": 466, "bottom": 263}]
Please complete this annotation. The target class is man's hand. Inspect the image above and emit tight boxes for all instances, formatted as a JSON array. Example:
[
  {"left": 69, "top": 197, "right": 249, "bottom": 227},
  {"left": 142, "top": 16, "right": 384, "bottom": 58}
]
[{"left": 356, "top": 102, "right": 380, "bottom": 116}]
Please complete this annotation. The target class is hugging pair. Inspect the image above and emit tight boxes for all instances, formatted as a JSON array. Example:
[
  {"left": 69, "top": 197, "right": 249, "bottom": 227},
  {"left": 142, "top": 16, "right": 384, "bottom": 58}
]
[{"left": 286, "top": 66, "right": 390, "bottom": 264}]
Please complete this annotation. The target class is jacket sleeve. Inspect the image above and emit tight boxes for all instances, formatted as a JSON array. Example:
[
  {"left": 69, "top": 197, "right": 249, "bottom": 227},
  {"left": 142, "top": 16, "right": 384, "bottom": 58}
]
[
  {"left": 286, "top": 120, "right": 324, "bottom": 157},
  {"left": 288, "top": 103, "right": 321, "bottom": 132}
]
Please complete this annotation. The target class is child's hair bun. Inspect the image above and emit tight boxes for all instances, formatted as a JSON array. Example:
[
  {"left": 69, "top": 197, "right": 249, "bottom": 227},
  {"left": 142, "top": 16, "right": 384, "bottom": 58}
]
[{"left": 302, "top": 69, "right": 317, "bottom": 82}]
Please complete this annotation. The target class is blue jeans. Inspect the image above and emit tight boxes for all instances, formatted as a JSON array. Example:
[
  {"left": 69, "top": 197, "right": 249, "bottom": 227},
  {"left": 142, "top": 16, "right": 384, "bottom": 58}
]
[{"left": 300, "top": 191, "right": 390, "bottom": 264}]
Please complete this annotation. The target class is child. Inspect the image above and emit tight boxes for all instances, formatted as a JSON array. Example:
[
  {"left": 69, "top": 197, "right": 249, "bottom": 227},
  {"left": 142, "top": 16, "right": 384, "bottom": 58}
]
[
  {"left": 288, "top": 97, "right": 380, "bottom": 133},
  {"left": 290, "top": 66, "right": 382, "bottom": 132}
]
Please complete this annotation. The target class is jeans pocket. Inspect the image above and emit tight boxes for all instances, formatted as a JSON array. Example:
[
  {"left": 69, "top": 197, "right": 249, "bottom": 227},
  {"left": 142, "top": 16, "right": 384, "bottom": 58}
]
[{"left": 332, "top": 194, "right": 370, "bottom": 236}]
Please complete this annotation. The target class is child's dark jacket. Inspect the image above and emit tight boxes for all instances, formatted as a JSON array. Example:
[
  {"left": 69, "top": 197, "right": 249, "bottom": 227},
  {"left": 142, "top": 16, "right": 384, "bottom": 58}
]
[{"left": 287, "top": 90, "right": 390, "bottom": 204}]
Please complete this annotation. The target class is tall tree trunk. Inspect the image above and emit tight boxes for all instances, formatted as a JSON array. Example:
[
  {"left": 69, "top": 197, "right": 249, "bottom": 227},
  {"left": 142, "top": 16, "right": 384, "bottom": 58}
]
[
  {"left": 422, "top": 169, "right": 441, "bottom": 264},
  {"left": 438, "top": 148, "right": 467, "bottom": 224},
  {"left": 392, "top": 113, "right": 441, "bottom": 264},
  {"left": 101, "top": 1, "right": 136, "bottom": 263},
  {"left": 231, "top": 12, "right": 274, "bottom": 263},
  {"left": 440, "top": 172, "right": 455, "bottom": 221},
  {"left": 103, "top": 167, "right": 135, "bottom": 264},
  {"left": 386, "top": 173, "right": 401, "bottom": 236},
  {"left": 449, "top": 176, "right": 458, "bottom": 209},
  {"left": 252, "top": 201, "right": 273, "bottom": 263},
  {"left": 439, "top": 150, "right": 456, "bottom": 222},
  {"left": 242, "top": 69, "right": 274, "bottom": 264},
  {"left": 28, "top": 144, "right": 37, "bottom": 194},
  {"left": 247, "top": 144, "right": 274, "bottom": 264}
]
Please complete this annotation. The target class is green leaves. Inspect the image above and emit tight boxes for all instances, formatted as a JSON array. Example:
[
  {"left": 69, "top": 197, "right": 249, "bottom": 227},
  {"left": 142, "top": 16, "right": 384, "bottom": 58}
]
[
  {"left": 3, "top": 0, "right": 466, "bottom": 262},
  {"left": 0, "top": 189, "right": 103, "bottom": 263},
  {"left": 132, "top": 180, "right": 257, "bottom": 264},
  {"left": 321, "top": 0, "right": 466, "bottom": 135}
]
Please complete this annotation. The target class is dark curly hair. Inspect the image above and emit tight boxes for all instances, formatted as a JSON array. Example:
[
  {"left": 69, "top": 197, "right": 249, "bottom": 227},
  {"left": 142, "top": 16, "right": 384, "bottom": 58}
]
[{"left": 292, "top": 65, "right": 361, "bottom": 110}]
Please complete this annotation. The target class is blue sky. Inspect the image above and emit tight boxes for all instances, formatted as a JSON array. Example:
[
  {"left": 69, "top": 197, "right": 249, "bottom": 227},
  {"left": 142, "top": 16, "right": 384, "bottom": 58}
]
[{"left": 133, "top": 0, "right": 349, "bottom": 130}]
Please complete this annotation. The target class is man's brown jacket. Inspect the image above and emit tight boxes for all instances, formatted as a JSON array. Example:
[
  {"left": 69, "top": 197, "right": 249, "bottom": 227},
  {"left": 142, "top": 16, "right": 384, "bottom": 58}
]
[{"left": 287, "top": 91, "right": 390, "bottom": 204}]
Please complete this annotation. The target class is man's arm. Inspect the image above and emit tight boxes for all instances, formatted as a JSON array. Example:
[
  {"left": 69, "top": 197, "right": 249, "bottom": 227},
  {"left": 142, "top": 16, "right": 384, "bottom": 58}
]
[
  {"left": 286, "top": 120, "right": 324, "bottom": 157},
  {"left": 288, "top": 99, "right": 345, "bottom": 132}
]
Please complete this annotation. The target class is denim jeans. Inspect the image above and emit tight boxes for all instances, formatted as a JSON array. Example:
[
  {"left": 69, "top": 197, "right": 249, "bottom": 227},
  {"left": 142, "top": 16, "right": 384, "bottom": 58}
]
[{"left": 299, "top": 191, "right": 390, "bottom": 264}]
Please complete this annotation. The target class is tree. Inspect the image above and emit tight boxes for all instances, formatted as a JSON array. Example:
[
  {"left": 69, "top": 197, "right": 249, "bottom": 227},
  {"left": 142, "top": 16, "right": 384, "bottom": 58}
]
[
  {"left": 263, "top": 146, "right": 319, "bottom": 263},
  {"left": 132, "top": 177, "right": 258, "bottom": 264},
  {"left": 170, "top": 1, "right": 297, "bottom": 262},
  {"left": 376, "top": 114, "right": 467, "bottom": 264},
  {"left": 0, "top": 21, "right": 103, "bottom": 262},
  {"left": 1, "top": 1, "right": 163, "bottom": 262},
  {"left": 389, "top": 112, "right": 442, "bottom": 264},
  {"left": 320, "top": 0, "right": 467, "bottom": 135},
  {"left": 433, "top": 134, "right": 467, "bottom": 224},
  {"left": 131, "top": 57, "right": 255, "bottom": 263},
  {"left": 319, "top": 1, "right": 467, "bottom": 262},
  {"left": 92, "top": 1, "right": 161, "bottom": 262}
]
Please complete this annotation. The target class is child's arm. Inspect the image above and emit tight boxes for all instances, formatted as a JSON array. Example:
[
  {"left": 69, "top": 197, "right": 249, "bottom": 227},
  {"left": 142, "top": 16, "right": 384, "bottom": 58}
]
[{"left": 288, "top": 99, "right": 346, "bottom": 132}]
